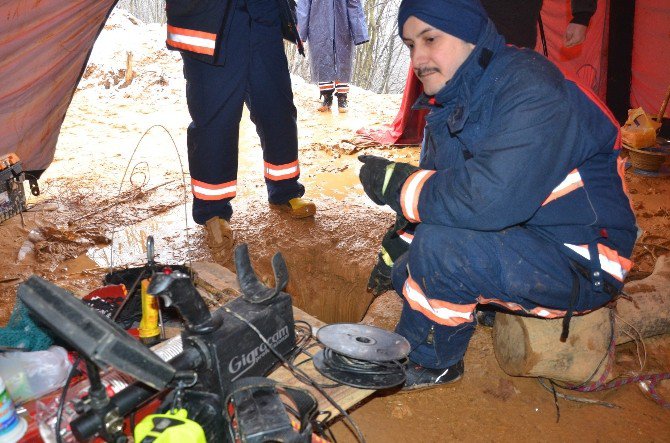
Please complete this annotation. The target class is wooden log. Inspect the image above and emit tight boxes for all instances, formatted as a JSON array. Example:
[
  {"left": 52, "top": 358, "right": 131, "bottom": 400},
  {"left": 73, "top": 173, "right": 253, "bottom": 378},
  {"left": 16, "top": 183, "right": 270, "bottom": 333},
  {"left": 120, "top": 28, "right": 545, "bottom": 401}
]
[
  {"left": 191, "top": 261, "right": 240, "bottom": 307},
  {"left": 493, "top": 308, "right": 612, "bottom": 383},
  {"left": 615, "top": 254, "right": 670, "bottom": 344},
  {"left": 493, "top": 254, "right": 670, "bottom": 383}
]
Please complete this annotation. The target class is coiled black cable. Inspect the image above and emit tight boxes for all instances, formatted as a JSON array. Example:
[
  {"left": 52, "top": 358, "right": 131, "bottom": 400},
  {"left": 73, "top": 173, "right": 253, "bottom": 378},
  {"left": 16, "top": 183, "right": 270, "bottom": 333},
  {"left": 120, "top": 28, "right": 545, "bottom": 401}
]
[{"left": 321, "top": 348, "right": 406, "bottom": 378}]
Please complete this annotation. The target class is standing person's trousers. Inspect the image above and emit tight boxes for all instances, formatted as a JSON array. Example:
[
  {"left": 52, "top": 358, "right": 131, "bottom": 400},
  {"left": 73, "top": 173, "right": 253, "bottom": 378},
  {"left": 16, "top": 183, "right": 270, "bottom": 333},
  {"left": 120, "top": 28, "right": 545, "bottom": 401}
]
[{"left": 184, "top": 0, "right": 304, "bottom": 224}]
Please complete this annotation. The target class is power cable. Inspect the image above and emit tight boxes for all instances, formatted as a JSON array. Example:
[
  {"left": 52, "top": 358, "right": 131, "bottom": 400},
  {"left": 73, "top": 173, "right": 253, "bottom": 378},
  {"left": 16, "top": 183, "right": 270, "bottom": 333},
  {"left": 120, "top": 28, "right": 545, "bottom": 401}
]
[{"left": 224, "top": 306, "right": 367, "bottom": 443}]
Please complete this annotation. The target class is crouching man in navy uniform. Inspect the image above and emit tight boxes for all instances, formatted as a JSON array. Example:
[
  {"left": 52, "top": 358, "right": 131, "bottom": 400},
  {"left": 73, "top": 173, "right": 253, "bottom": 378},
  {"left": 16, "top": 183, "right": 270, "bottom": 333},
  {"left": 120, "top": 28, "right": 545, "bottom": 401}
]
[
  {"left": 358, "top": 0, "right": 636, "bottom": 390},
  {"left": 166, "top": 0, "right": 316, "bottom": 261}
]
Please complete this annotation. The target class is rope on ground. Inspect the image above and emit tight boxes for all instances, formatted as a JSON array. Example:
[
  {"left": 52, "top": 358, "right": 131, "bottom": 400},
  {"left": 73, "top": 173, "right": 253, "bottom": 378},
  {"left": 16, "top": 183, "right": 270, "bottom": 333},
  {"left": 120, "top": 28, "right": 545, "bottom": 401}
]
[
  {"left": 549, "top": 311, "right": 670, "bottom": 410},
  {"left": 537, "top": 378, "right": 620, "bottom": 410}
]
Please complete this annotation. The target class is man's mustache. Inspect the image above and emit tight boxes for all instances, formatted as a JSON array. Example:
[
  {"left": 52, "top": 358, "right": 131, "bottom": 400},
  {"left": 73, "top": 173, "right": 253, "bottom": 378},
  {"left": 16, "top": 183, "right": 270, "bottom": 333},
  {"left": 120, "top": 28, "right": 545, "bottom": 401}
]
[{"left": 415, "top": 67, "right": 440, "bottom": 77}]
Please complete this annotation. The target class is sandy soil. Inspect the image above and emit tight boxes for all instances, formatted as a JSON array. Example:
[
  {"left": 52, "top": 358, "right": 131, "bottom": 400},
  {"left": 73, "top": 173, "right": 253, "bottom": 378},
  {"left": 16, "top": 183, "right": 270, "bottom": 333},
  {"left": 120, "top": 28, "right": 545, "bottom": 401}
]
[{"left": 1, "top": 9, "right": 669, "bottom": 442}]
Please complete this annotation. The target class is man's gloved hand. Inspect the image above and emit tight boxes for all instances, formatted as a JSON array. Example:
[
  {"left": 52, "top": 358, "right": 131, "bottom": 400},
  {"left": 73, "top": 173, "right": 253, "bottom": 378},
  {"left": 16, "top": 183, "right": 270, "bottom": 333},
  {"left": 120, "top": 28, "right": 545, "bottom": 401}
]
[
  {"left": 367, "top": 215, "right": 415, "bottom": 296},
  {"left": 367, "top": 251, "right": 394, "bottom": 296},
  {"left": 358, "top": 155, "right": 418, "bottom": 212}
]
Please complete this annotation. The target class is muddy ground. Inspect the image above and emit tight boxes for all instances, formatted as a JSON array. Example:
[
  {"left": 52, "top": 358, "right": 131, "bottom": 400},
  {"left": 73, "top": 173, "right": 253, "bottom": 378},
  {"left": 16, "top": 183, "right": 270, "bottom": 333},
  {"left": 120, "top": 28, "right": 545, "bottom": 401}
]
[{"left": 1, "top": 10, "right": 669, "bottom": 442}]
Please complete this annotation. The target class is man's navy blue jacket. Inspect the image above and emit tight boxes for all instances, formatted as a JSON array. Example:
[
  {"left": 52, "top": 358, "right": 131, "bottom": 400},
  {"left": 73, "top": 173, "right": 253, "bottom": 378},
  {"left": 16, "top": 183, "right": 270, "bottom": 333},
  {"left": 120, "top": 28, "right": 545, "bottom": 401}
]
[{"left": 395, "top": 21, "right": 637, "bottom": 288}]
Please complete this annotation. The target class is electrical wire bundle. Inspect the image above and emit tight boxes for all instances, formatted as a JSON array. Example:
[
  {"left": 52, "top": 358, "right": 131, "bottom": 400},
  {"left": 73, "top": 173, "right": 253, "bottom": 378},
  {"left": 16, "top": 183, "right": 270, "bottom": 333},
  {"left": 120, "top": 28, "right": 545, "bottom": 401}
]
[{"left": 314, "top": 347, "right": 407, "bottom": 389}]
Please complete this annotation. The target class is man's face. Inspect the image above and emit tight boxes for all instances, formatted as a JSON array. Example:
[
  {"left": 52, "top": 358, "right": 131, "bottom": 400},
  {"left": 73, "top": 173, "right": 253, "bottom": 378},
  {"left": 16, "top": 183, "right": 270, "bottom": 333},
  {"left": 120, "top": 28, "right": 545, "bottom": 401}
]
[{"left": 402, "top": 16, "right": 475, "bottom": 96}]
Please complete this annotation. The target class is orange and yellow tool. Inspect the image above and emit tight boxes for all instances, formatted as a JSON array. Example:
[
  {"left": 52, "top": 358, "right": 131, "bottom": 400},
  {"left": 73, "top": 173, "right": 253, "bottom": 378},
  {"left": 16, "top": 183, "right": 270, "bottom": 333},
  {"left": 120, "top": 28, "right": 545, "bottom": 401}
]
[{"left": 138, "top": 278, "right": 161, "bottom": 346}]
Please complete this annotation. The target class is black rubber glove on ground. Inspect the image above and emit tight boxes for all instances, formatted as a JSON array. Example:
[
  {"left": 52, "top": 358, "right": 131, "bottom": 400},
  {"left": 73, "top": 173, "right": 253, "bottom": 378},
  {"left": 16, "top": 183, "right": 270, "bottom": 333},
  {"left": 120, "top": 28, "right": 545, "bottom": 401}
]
[{"left": 358, "top": 155, "right": 418, "bottom": 214}]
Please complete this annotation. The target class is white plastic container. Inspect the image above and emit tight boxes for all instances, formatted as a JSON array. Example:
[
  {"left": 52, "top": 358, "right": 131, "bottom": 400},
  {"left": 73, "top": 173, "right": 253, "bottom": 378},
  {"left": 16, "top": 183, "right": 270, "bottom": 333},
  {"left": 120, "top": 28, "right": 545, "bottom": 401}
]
[
  {"left": 0, "top": 346, "right": 72, "bottom": 404},
  {"left": 0, "top": 375, "right": 27, "bottom": 443}
]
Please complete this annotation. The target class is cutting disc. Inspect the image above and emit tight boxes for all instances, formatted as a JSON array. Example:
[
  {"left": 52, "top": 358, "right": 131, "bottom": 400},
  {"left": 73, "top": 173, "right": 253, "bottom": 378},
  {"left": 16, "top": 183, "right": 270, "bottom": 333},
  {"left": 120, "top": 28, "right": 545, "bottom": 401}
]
[{"left": 316, "top": 323, "right": 410, "bottom": 361}]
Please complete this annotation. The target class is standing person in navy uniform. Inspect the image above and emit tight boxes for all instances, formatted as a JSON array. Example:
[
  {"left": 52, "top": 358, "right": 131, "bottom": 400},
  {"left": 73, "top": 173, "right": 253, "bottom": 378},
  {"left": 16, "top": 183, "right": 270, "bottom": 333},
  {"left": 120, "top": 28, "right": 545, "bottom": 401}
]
[
  {"left": 297, "top": 0, "right": 369, "bottom": 113},
  {"left": 166, "top": 0, "right": 316, "bottom": 262}
]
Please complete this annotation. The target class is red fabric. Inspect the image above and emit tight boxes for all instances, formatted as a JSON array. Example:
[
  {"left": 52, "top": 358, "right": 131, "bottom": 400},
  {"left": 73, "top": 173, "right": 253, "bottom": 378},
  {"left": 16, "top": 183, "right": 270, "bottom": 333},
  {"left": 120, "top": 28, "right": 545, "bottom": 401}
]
[
  {"left": 536, "top": 0, "right": 610, "bottom": 99},
  {"left": 630, "top": 0, "right": 670, "bottom": 118},
  {"left": 356, "top": 65, "right": 427, "bottom": 145},
  {"left": 0, "top": 0, "right": 116, "bottom": 171}
]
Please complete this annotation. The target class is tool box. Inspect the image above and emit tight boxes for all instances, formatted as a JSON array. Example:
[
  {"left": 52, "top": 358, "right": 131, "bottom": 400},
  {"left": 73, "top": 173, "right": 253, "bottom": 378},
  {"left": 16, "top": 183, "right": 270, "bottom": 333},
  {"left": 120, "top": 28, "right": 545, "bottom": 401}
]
[{"left": 0, "top": 153, "right": 26, "bottom": 222}]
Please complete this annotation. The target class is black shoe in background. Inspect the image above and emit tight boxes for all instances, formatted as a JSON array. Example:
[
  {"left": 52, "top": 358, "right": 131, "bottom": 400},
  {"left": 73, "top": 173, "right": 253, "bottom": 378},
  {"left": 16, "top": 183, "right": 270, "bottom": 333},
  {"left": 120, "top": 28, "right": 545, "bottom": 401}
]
[
  {"left": 318, "top": 91, "right": 333, "bottom": 112},
  {"left": 336, "top": 92, "right": 348, "bottom": 113}
]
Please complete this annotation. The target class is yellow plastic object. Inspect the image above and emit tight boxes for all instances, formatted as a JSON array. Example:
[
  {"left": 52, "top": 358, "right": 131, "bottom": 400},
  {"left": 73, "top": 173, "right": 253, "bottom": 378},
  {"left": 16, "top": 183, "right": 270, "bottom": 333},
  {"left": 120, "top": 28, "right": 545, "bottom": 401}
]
[
  {"left": 138, "top": 278, "right": 160, "bottom": 343},
  {"left": 134, "top": 409, "right": 206, "bottom": 443},
  {"left": 621, "top": 107, "right": 661, "bottom": 148}
]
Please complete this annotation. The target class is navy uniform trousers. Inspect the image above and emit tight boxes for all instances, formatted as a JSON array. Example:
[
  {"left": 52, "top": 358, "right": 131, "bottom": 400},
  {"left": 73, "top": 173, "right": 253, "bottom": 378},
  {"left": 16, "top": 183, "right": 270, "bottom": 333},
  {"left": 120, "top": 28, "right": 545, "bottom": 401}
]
[
  {"left": 391, "top": 223, "right": 614, "bottom": 369},
  {"left": 183, "top": 0, "right": 304, "bottom": 225}
]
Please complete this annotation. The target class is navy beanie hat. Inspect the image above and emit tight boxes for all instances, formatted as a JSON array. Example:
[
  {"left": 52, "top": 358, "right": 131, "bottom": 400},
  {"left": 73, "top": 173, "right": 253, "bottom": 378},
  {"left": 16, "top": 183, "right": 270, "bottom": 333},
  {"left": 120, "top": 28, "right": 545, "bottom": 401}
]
[{"left": 398, "top": 0, "right": 489, "bottom": 44}]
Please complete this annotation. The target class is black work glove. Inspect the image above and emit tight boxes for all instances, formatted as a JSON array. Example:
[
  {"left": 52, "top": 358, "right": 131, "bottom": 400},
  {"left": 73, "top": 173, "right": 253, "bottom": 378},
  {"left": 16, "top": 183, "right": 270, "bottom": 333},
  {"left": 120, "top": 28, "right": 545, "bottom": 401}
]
[
  {"left": 367, "top": 252, "right": 394, "bottom": 296},
  {"left": 367, "top": 215, "right": 416, "bottom": 296},
  {"left": 358, "top": 155, "right": 419, "bottom": 214}
]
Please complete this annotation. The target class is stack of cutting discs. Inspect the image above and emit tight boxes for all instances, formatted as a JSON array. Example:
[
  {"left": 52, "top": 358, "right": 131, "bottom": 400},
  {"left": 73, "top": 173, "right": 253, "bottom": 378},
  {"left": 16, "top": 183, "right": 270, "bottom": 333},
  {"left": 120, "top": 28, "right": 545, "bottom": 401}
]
[{"left": 312, "top": 323, "right": 411, "bottom": 389}]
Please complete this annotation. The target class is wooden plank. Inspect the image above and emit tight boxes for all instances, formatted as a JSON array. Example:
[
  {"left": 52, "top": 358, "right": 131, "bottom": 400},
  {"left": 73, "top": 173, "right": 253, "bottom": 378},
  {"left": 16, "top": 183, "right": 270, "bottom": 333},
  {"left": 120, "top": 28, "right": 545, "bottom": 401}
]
[
  {"left": 191, "top": 261, "right": 241, "bottom": 306},
  {"left": 191, "top": 261, "right": 376, "bottom": 421}
]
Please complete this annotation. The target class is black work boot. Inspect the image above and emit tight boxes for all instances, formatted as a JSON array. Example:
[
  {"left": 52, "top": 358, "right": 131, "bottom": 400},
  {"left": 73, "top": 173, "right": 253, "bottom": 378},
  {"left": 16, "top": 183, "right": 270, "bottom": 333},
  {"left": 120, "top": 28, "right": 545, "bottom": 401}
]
[
  {"left": 336, "top": 92, "right": 348, "bottom": 113},
  {"left": 318, "top": 91, "right": 333, "bottom": 112},
  {"left": 402, "top": 359, "right": 464, "bottom": 391}
]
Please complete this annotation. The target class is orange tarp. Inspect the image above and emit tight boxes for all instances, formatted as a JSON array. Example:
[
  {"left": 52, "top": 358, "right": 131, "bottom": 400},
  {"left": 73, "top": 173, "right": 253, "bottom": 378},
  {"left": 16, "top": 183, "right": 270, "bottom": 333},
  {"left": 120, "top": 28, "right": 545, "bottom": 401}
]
[{"left": 0, "top": 0, "right": 117, "bottom": 171}]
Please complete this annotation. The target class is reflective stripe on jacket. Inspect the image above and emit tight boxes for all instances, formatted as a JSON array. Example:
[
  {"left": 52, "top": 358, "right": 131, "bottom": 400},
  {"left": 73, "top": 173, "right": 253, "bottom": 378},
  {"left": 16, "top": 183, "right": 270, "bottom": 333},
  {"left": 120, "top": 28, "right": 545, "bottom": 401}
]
[{"left": 165, "top": 0, "right": 231, "bottom": 64}]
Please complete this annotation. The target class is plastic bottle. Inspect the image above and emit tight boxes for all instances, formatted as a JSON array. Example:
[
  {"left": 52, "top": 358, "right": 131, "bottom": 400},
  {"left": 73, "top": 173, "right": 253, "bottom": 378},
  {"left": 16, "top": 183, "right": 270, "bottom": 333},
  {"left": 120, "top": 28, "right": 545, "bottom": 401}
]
[
  {"left": 0, "top": 375, "right": 27, "bottom": 443},
  {"left": 0, "top": 346, "right": 72, "bottom": 404}
]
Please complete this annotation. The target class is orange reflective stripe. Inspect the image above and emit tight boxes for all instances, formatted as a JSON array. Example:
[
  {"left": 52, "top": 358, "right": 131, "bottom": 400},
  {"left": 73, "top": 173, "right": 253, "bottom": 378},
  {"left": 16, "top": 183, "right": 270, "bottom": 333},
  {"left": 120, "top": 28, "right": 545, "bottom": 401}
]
[
  {"left": 564, "top": 243, "right": 632, "bottom": 282},
  {"left": 398, "top": 229, "right": 414, "bottom": 244},
  {"left": 402, "top": 276, "right": 476, "bottom": 326},
  {"left": 400, "top": 170, "right": 435, "bottom": 223},
  {"left": 597, "top": 243, "right": 633, "bottom": 280},
  {"left": 478, "top": 296, "right": 584, "bottom": 318},
  {"left": 477, "top": 296, "right": 525, "bottom": 313},
  {"left": 191, "top": 179, "right": 236, "bottom": 200},
  {"left": 264, "top": 160, "right": 299, "bottom": 180},
  {"left": 335, "top": 82, "right": 349, "bottom": 93},
  {"left": 167, "top": 25, "right": 216, "bottom": 56},
  {"left": 529, "top": 306, "right": 567, "bottom": 318},
  {"left": 542, "top": 169, "right": 584, "bottom": 206}
]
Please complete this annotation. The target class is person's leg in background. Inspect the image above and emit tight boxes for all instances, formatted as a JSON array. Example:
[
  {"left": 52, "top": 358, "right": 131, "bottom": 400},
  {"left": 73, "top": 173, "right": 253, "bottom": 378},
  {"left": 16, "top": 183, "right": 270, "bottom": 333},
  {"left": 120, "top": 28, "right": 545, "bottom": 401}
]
[
  {"left": 317, "top": 81, "right": 335, "bottom": 112},
  {"left": 246, "top": 0, "right": 315, "bottom": 218},
  {"left": 335, "top": 81, "right": 349, "bottom": 113}
]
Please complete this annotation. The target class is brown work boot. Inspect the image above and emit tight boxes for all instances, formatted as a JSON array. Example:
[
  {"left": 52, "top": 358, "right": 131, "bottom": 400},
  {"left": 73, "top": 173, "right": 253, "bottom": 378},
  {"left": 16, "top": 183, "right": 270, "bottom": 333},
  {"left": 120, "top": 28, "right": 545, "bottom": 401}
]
[
  {"left": 336, "top": 93, "right": 348, "bottom": 113},
  {"left": 317, "top": 92, "right": 333, "bottom": 112},
  {"left": 204, "top": 217, "right": 234, "bottom": 262},
  {"left": 269, "top": 197, "right": 316, "bottom": 219}
]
